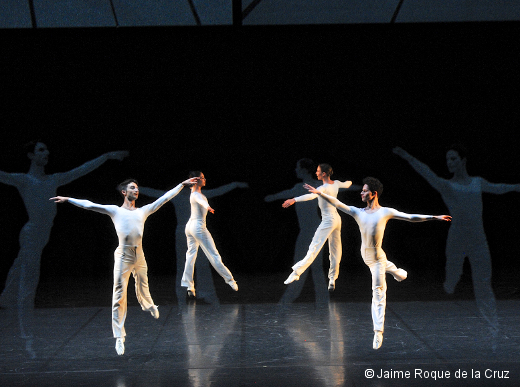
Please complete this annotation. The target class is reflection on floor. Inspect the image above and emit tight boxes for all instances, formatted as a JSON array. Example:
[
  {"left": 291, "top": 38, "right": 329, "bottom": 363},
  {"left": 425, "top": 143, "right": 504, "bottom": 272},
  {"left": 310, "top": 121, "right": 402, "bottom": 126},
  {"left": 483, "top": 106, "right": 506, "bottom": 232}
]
[{"left": 1, "top": 298, "right": 518, "bottom": 387}]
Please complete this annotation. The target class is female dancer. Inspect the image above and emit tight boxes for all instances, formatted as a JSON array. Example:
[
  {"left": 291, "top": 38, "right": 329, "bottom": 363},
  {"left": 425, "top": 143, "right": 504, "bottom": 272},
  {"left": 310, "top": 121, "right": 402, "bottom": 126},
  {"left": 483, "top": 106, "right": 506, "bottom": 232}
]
[
  {"left": 181, "top": 171, "right": 238, "bottom": 298},
  {"left": 283, "top": 163, "right": 355, "bottom": 292}
]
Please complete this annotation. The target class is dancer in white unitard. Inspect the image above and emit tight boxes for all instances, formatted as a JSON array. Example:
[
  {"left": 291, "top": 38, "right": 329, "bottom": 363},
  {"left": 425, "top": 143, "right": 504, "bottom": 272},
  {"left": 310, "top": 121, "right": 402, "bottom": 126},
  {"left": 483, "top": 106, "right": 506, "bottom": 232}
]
[
  {"left": 394, "top": 145, "right": 520, "bottom": 336},
  {"left": 265, "top": 159, "right": 328, "bottom": 304},
  {"left": 0, "top": 140, "right": 127, "bottom": 355},
  {"left": 304, "top": 177, "right": 451, "bottom": 349},
  {"left": 50, "top": 176, "right": 198, "bottom": 355},
  {"left": 140, "top": 180, "right": 248, "bottom": 304},
  {"left": 181, "top": 171, "right": 238, "bottom": 297},
  {"left": 283, "top": 163, "right": 355, "bottom": 292}
]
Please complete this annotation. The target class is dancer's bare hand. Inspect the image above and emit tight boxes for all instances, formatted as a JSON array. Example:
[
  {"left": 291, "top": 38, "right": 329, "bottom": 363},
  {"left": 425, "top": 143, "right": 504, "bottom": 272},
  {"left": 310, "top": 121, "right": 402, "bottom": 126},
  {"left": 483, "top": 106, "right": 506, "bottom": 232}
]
[
  {"left": 303, "top": 183, "right": 320, "bottom": 195},
  {"left": 49, "top": 196, "right": 69, "bottom": 203},
  {"left": 282, "top": 198, "right": 296, "bottom": 208}
]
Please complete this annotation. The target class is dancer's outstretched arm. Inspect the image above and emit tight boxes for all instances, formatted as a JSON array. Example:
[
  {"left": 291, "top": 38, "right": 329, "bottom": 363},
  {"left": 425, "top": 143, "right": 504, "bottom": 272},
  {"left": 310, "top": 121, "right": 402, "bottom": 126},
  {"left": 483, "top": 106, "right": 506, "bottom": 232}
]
[
  {"left": 480, "top": 179, "right": 520, "bottom": 195},
  {"left": 49, "top": 196, "right": 115, "bottom": 216},
  {"left": 303, "top": 184, "right": 355, "bottom": 214},
  {"left": 55, "top": 151, "right": 129, "bottom": 186},
  {"left": 387, "top": 208, "right": 452, "bottom": 222},
  {"left": 393, "top": 147, "right": 447, "bottom": 192},
  {"left": 0, "top": 170, "right": 23, "bottom": 187}
]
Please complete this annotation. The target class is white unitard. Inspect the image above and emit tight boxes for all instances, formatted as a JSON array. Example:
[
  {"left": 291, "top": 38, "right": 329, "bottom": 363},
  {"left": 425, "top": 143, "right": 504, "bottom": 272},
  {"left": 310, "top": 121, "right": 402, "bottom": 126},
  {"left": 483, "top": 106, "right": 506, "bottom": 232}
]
[
  {"left": 321, "top": 193, "right": 434, "bottom": 332},
  {"left": 68, "top": 183, "right": 185, "bottom": 338},
  {"left": 292, "top": 180, "right": 352, "bottom": 280},
  {"left": 181, "top": 191, "right": 234, "bottom": 291}
]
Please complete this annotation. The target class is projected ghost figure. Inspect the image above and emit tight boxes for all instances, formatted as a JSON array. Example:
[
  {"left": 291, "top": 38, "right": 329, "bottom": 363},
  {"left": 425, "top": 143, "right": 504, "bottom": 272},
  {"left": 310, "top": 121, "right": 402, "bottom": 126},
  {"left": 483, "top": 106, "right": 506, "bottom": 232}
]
[
  {"left": 0, "top": 140, "right": 127, "bottom": 344},
  {"left": 394, "top": 145, "right": 520, "bottom": 338}
]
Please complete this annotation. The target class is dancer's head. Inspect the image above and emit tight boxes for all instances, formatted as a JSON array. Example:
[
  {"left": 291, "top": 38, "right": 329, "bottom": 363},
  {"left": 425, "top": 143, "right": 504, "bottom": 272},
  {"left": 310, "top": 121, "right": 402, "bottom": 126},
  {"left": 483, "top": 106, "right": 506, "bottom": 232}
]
[
  {"left": 446, "top": 143, "right": 468, "bottom": 174},
  {"left": 117, "top": 178, "right": 139, "bottom": 200},
  {"left": 25, "top": 140, "right": 49, "bottom": 167},
  {"left": 189, "top": 171, "right": 206, "bottom": 188},
  {"left": 296, "top": 158, "right": 315, "bottom": 178},
  {"left": 316, "top": 163, "right": 333, "bottom": 181},
  {"left": 362, "top": 177, "right": 383, "bottom": 199}
]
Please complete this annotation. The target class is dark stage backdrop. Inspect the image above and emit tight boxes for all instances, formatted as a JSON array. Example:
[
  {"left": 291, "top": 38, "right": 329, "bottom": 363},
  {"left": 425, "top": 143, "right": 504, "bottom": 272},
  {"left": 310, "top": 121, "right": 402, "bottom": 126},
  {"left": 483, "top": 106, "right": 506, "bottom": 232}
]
[{"left": 1, "top": 23, "right": 519, "bottom": 301}]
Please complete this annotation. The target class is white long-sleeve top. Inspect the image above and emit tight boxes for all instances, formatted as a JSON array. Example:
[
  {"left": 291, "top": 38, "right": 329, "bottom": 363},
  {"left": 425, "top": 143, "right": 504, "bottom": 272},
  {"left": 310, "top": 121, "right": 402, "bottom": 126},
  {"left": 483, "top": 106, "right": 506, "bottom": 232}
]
[
  {"left": 320, "top": 193, "right": 433, "bottom": 252},
  {"left": 294, "top": 180, "right": 352, "bottom": 218},
  {"left": 188, "top": 191, "right": 210, "bottom": 224},
  {"left": 68, "top": 183, "right": 185, "bottom": 247}
]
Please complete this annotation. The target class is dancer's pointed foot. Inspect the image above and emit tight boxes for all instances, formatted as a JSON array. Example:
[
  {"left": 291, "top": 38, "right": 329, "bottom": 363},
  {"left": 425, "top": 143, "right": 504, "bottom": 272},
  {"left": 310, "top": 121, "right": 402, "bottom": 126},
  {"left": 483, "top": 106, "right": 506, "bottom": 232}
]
[
  {"left": 227, "top": 280, "right": 238, "bottom": 291},
  {"left": 115, "top": 338, "right": 125, "bottom": 355},
  {"left": 187, "top": 289, "right": 196, "bottom": 298},
  {"left": 373, "top": 331, "right": 383, "bottom": 350},
  {"left": 393, "top": 269, "right": 407, "bottom": 282},
  {"left": 284, "top": 272, "right": 300, "bottom": 285},
  {"left": 328, "top": 279, "right": 335, "bottom": 292},
  {"left": 150, "top": 305, "right": 159, "bottom": 319}
]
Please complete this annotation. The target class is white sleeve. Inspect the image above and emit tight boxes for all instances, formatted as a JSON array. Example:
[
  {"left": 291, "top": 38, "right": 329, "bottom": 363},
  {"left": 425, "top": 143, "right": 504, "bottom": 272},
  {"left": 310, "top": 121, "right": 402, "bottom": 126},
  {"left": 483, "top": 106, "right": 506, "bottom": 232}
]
[
  {"left": 336, "top": 180, "right": 353, "bottom": 189},
  {"left": 143, "top": 183, "right": 185, "bottom": 215},
  {"left": 319, "top": 193, "right": 358, "bottom": 217},
  {"left": 294, "top": 193, "right": 318, "bottom": 202},
  {"left": 192, "top": 192, "right": 210, "bottom": 208},
  {"left": 68, "top": 198, "right": 116, "bottom": 216},
  {"left": 387, "top": 207, "right": 433, "bottom": 222}
]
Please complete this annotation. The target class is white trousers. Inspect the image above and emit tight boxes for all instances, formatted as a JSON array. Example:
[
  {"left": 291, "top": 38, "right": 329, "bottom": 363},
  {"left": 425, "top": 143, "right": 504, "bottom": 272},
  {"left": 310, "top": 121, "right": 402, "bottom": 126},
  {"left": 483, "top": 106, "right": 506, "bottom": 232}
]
[
  {"left": 362, "top": 247, "right": 403, "bottom": 332},
  {"left": 112, "top": 245, "right": 155, "bottom": 338},
  {"left": 292, "top": 213, "right": 342, "bottom": 280},
  {"left": 182, "top": 220, "right": 234, "bottom": 291}
]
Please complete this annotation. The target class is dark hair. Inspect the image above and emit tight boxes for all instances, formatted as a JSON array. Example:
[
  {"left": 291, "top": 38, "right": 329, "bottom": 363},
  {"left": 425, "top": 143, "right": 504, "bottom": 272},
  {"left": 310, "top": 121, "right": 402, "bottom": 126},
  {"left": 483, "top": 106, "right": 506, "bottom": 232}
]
[
  {"left": 188, "top": 171, "right": 202, "bottom": 178},
  {"left": 446, "top": 143, "right": 468, "bottom": 160},
  {"left": 318, "top": 163, "right": 333, "bottom": 176},
  {"left": 117, "top": 179, "right": 139, "bottom": 197},
  {"left": 297, "top": 158, "right": 315, "bottom": 174},
  {"left": 363, "top": 177, "right": 383, "bottom": 197}
]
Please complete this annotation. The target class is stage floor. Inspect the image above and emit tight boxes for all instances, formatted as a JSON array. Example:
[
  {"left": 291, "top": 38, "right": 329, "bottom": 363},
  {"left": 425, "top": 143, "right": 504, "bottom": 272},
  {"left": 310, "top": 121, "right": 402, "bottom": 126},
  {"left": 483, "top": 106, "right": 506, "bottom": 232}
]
[{"left": 1, "top": 297, "right": 518, "bottom": 387}]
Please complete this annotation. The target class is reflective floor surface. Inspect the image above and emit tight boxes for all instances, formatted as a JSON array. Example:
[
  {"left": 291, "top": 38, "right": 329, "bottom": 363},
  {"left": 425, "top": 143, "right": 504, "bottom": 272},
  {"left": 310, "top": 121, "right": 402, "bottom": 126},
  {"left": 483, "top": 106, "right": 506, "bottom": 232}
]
[{"left": 1, "top": 297, "right": 519, "bottom": 387}]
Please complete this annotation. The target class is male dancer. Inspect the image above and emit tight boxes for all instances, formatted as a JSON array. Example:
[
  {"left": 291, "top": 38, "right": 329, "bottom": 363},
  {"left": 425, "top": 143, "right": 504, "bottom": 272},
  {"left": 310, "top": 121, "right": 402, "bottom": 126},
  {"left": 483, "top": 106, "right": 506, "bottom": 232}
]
[
  {"left": 50, "top": 176, "right": 198, "bottom": 355},
  {"left": 394, "top": 145, "right": 520, "bottom": 337},
  {"left": 0, "top": 140, "right": 127, "bottom": 352},
  {"left": 304, "top": 177, "right": 451, "bottom": 349},
  {"left": 283, "top": 163, "right": 355, "bottom": 292}
]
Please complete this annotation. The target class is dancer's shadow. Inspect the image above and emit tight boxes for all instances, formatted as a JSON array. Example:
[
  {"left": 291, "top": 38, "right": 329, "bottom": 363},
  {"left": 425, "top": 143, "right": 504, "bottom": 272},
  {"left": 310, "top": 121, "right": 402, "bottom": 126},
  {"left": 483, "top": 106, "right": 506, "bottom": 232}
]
[
  {"left": 0, "top": 140, "right": 127, "bottom": 357},
  {"left": 140, "top": 181, "right": 248, "bottom": 305},
  {"left": 394, "top": 145, "right": 520, "bottom": 341}
]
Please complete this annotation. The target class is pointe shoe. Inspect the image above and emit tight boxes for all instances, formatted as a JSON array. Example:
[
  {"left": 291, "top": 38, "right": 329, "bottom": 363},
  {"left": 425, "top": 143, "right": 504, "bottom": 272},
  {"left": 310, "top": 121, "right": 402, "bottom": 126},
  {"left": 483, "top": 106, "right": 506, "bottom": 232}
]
[
  {"left": 373, "top": 331, "right": 383, "bottom": 350},
  {"left": 187, "top": 289, "right": 196, "bottom": 298},
  {"left": 393, "top": 269, "right": 407, "bottom": 282},
  {"left": 227, "top": 280, "right": 238, "bottom": 291},
  {"left": 115, "top": 338, "right": 125, "bottom": 355},
  {"left": 284, "top": 272, "right": 300, "bottom": 285},
  {"left": 328, "top": 279, "right": 335, "bottom": 292},
  {"left": 150, "top": 305, "right": 159, "bottom": 319}
]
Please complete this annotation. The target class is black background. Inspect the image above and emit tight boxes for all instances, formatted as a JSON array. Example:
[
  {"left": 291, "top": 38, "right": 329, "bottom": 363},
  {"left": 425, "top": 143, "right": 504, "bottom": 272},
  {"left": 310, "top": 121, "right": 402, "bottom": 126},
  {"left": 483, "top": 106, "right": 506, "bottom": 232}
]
[{"left": 1, "top": 22, "right": 519, "bottom": 304}]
